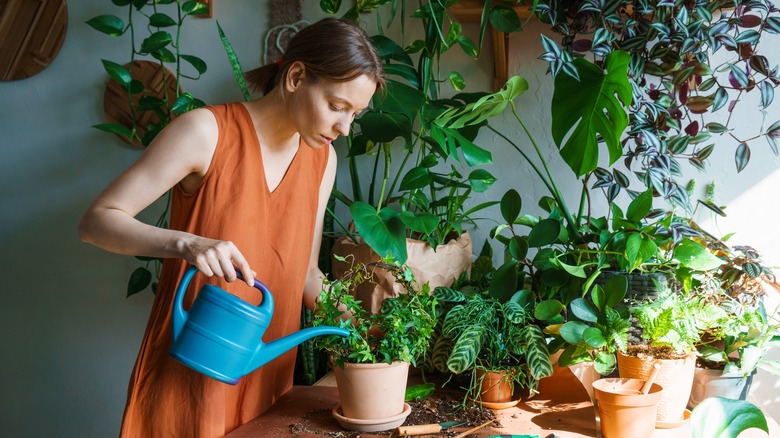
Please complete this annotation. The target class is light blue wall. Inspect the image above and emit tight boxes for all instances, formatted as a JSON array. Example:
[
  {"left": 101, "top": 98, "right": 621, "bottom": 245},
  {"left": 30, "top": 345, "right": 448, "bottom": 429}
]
[{"left": 1, "top": 1, "right": 778, "bottom": 436}]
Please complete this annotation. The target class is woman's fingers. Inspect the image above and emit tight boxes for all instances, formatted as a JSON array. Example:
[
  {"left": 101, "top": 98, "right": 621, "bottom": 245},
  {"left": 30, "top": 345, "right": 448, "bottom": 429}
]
[{"left": 188, "top": 238, "right": 253, "bottom": 287}]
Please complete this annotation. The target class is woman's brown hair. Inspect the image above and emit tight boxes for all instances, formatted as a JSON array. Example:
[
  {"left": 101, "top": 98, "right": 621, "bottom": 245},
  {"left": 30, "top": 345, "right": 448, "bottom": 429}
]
[{"left": 245, "top": 17, "right": 385, "bottom": 95}]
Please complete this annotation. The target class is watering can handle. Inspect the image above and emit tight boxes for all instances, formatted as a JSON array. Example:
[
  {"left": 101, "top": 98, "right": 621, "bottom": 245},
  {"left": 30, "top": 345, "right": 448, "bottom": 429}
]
[{"left": 171, "top": 266, "right": 274, "bottom": 342}]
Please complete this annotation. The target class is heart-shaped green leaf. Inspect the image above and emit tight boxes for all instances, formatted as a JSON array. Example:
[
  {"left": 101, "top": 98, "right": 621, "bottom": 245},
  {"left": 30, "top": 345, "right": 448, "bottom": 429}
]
[{"left": 350, "top": 201, "right": 407, "bottom": 263}]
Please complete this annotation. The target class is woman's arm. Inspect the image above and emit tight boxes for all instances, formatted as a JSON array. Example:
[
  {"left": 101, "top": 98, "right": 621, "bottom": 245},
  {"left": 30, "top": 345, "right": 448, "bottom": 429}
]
[
  {"left": 302, "top": 145, "right": 338, "bottom": 310},
  {"left": 78, "top": 108, "right": 255, "bottom": 285}
]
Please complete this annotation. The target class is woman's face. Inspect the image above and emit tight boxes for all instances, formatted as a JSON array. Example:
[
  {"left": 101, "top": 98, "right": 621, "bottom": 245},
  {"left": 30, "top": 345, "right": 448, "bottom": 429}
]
[{"left": 286, "top": 66, "right": 377, "bottom": 148}]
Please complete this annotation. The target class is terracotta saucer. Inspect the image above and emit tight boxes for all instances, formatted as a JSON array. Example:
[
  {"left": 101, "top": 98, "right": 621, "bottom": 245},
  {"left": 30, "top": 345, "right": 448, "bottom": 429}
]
[
  {"left": 655, "top": 408, "right": 692, "bottom": 429},
  {"left": 332, "top": 402, "right": 412, "bottom": 432},
  {"left": 472, "top": 398, "right": 520, "bottom": 410}
]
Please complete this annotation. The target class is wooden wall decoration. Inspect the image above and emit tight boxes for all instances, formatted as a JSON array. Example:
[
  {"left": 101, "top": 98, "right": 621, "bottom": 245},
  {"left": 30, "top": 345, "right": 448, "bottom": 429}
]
[
  {"left": 449, "top": 0, "right": 531, "bottom": 91},
  {"left": 0, "top": 0, "right": 68, "bottom": 81},
  {"left": 103, "top": 60, "right": 181, "bottom": 148}
]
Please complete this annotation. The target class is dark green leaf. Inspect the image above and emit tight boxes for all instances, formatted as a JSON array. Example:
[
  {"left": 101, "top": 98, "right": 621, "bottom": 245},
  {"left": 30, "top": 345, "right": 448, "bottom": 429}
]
[
  {"left": 320, "top": 0, "right": 342, "bottom": 14},
  {"left": 182, "top": 1, "right": 209, "bottom": 15},
  {"left": 489, "top": 261, "right": 518, "bottom": 302},
  {"left": 400, "top": 211, "right": 439, "bottom": 235},
  {"left": 86, "top": 15, "right": 125, "bottom": 36},
  {"left": 594, "top": 351, "right": 616, "bottom": 375},
  {"left": 149, "top": 12, "right": 176, "bottom": 28},
  {"left": 625, "top": 233, "right": 657, "bottom": 271},
  {"left": 448, "top": 71, "right": 465, "bottom": 91},
  {"left": 350, "top": 201, "right": 407, "bottom": 263},
  {"left": 500, "top": 189, "right": 522, "bottom": 224},
  {"left": 508, "top": 236, "right": 528, "bottom": 261},
  {"left": 457, "top": 35, "right": 478, "bottom": 57},
  {"left": 127, "top": 267, "right": 152, "bottom": 297},
  {"left": 468, "top": 169, "right": 496, "bottom": 192},
  {"left": 400, "top": 166, "right": 432, "bottom": 190},
  {"left": 383, "top": 64, "right": 420, "bottom": 88},
  {"left": 140, "top": 31, "right": 172, "bottom": 54},
  {"left": 358, "top": 111, "right": 412, "bottom": 145},
  {"left": 151, "top": 48, "right": 176, "bottom": 63},
  {"left": 181, "top": 54, "right": 207, "bottom": 75},
  {"left": 489, "top": 6, "right": 522, "bottom": 33},
  {"left": 528, "top": 218, "right": 561, "bottom": 247},
  {"left": 603, "top": 275, "right": 627, "bottom": 308},
  {"left": 535, "top": 299, "right": 565, "bottom": 320},
  {"left": 551, "top": 50, "right": 632, "bottom": 177},
  {"left": 92, "top": 123, "right": 132, "bottom": 138},
  {"left": 570, "top": 298, "right": 598, "bottom": 323},
  {"left": 583, "top": 327, "right": 606, "bottom": 348},
  {"left": 101, "top": 59, "right": 131, "bottom": 86}
]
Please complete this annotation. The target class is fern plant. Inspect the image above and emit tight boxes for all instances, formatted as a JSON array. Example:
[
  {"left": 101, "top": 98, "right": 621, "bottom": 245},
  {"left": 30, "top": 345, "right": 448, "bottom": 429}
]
[{"left": 631, "top": 284, "right": 725, "bottom": 355}]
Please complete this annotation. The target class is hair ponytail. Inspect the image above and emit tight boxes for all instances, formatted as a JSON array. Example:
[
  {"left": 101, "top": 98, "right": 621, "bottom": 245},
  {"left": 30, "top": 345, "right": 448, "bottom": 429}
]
[
  {"left": 244, "top": 18, "right": 384, "bottom": 96},
  {"left": 244, "top": 62, "right": 283, "bottom": 95}
]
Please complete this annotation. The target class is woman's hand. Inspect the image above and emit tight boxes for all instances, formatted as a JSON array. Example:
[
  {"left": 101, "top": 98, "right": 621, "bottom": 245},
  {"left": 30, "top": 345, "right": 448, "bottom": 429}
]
[{"left": 178, "top": 236, "right": 256, "bottom": 287}]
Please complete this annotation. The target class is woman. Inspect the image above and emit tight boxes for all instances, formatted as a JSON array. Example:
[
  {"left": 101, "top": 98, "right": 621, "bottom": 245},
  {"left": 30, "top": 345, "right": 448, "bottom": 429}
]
[{"left": 79, "top": 17, "right": 384, "bottom": 437}]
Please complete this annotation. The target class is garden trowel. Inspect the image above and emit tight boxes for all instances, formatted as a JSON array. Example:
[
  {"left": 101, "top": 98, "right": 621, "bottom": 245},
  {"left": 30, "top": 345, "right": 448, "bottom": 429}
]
[{"left": 396, "top": 421, "right": 463, "bottom": 436}]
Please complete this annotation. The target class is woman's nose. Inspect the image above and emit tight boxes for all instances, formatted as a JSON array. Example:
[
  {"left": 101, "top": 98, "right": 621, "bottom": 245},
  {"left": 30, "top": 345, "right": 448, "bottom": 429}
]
[{"left": 335, "top": 118, "right": 350, "bottom": 137}]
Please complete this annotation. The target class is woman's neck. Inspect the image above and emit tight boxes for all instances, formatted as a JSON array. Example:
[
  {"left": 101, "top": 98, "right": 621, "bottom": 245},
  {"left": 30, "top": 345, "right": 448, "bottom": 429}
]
[{"left": 245, "top": 90, "right": 298, "bottom": 151}]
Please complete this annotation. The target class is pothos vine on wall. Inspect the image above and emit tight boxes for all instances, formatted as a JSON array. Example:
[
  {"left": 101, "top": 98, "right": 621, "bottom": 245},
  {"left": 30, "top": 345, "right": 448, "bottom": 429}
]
[{"left": 87, "top": 0, "right": 210, "bottom": 296}]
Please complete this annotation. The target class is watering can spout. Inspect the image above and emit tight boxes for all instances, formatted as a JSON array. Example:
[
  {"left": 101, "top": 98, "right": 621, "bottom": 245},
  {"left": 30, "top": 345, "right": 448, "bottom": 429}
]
[{"left": 248, "top": 326, "right": 350, "bottom": 372}]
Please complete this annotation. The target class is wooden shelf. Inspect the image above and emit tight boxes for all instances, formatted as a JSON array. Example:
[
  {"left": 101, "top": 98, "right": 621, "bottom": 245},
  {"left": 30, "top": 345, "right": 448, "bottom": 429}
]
[{"left": 450, "top": 0, "right": 533, "bottom": 91}]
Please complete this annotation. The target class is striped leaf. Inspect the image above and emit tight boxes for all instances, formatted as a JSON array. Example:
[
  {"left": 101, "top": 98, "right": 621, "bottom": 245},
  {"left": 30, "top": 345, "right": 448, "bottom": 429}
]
[
  {"left": 433, "top": 287, "right": 466, "bottom": 303},
  {"left": 524, "top": 325, "right": 553, "bottom": 379},
  {"left": 447, "top": 326, "right": 484, "bottom": 373},
  {"left": 430, "top": 335, "right": 454, "bottom": 373}
]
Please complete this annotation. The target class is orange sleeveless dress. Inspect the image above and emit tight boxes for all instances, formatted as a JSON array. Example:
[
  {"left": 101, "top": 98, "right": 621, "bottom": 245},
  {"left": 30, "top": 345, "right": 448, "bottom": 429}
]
[{"left": 120, "top": 102, "right": 330, "bottom": 437}]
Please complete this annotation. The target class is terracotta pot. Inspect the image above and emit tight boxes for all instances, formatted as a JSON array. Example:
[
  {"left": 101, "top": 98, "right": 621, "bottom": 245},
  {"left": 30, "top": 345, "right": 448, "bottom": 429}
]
[
  {"left": 331, "top": 231, "right": 472, "bottom": 313},
  {"left": 475, "top": 369, "right": 514, "bottom": 403},
  {"left": 617, "top": 349, "right": 695, "bottom": 422},
  {"left": 593, "top": 378, "right": 663, "bottom": 438},
  {"left": 688, "top": 367, "right": 755, "bottom": 409},
  {"left": 333, "top": 361, "right": 409, "bottom": 420}
]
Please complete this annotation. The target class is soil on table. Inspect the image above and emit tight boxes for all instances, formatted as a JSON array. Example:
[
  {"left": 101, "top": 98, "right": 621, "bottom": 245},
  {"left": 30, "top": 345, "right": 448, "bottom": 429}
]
[{"left": 288, "top": 394, "right": 498, "bottom": 437}]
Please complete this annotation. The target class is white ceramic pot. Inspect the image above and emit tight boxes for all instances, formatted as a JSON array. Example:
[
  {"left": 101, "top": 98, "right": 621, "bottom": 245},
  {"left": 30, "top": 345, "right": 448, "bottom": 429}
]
[{"left": 688, "top": 367, "right": 755, "bottom": 409}]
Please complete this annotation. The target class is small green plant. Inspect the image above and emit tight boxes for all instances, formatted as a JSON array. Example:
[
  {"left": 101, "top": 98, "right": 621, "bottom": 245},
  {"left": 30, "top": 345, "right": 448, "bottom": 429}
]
[
  {"left": 539, "top": 275, "right": 631, "bottom": 375},
  {"left": 630, "top": 285, "right": 725, "bottom": 356},
  {"left": 311, "top": 256, "right": 437, "bottom": 367}
]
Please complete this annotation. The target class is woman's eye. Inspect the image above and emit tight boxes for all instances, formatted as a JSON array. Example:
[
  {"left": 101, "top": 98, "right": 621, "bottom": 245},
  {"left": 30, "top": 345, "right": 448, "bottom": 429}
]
[{"left": 330, "top": 104, "right": 344, "bottom": 112}]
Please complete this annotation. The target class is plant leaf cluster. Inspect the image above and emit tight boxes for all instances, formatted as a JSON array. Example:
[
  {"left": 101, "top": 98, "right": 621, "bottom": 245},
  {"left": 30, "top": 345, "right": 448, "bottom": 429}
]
[{"left": 311, "top": 257, "right": 438, "bottom": 367}]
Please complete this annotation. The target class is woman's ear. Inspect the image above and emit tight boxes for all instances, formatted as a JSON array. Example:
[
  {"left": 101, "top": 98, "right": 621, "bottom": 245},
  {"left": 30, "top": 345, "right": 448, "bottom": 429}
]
[{"left": 285, "top": 61, "right": 306, "bottom": 93}]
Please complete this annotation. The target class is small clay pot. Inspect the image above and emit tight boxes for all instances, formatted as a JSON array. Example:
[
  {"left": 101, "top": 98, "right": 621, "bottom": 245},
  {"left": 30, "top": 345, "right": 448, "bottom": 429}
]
[
  {"left": 593, "top": 378, "right": 663, "bottom": 438},
  {"left": 475, "top": 369, "right": 514, "bottom": 403},
  {"left": 333, "top": 361, "right": 409, "bottom": 420}
]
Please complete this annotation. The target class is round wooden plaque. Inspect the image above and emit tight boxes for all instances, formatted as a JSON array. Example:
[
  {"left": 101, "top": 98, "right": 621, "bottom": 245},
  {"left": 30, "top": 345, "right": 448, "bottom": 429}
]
[
  {"left": 103, "top": 60, "right": 182, "bottom": 148},
  {"left": 0, "top": 0, "right": 68, "bottom": 81}
]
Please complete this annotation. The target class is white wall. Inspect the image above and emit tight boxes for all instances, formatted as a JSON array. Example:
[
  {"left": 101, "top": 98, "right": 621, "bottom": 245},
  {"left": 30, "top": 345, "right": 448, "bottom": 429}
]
[{"left": 0, "top": 2, "right": 777, "bottom": 436}]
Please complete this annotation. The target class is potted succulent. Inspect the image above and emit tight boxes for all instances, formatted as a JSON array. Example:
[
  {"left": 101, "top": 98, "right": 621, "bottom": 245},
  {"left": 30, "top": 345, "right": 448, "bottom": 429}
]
[{"left": 310, "top": 256, "right": 437, "bottom": 432}]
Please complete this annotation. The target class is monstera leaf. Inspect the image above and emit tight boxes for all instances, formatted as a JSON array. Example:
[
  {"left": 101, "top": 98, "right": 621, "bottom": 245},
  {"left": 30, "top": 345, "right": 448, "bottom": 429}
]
[
  {"left": 551, "top": 50, "right": 632, "bottom": 177},
  {"left": 350, "top": 201, "right": 407, "bottom": 263}
]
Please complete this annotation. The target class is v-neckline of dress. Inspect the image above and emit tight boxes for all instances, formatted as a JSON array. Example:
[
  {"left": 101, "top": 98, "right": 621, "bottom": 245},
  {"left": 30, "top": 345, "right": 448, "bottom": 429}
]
[{"left": 238, "top": 102, "right": 301, "bottom": 196}]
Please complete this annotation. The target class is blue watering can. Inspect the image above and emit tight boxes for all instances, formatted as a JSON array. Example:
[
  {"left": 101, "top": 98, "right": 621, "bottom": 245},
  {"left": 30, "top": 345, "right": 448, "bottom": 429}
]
[{"left": 169, "top": 266, "right": 350, "bottom": 385}]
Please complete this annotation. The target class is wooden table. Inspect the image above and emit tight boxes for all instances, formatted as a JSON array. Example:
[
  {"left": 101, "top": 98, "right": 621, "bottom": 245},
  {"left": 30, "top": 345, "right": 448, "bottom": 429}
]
[{"left": 227, "top": 365, "right": 776, "bottom": 437}]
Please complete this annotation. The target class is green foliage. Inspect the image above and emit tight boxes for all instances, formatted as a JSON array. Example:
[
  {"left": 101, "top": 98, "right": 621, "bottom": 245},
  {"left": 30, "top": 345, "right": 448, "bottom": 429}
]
[
  {"left": 691, "top": 397, "right": 768, "bottom": 438},
  {"left": 535, "top": 0, "right": 780, "bottom": 211},
  {"left": 438, "top": 287, "right": 553, "bottom": 397},
  {"left": 88, "top": 0, "right": 212, "bottom": 296},
  {"left": 551, "top": 50, "right": 632, "bottom": 177},
  {"left": 542, "top": 275, "right": 631, "bottom": 375},
  {"left": 632, "top": 285, "right": 725, "bottom": 355},
  {"left": 311, "top": 257, "right": 438, "bottom": 367},
  {"left": 321, "top": 1, "right": 525, "bottom": 263}
]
